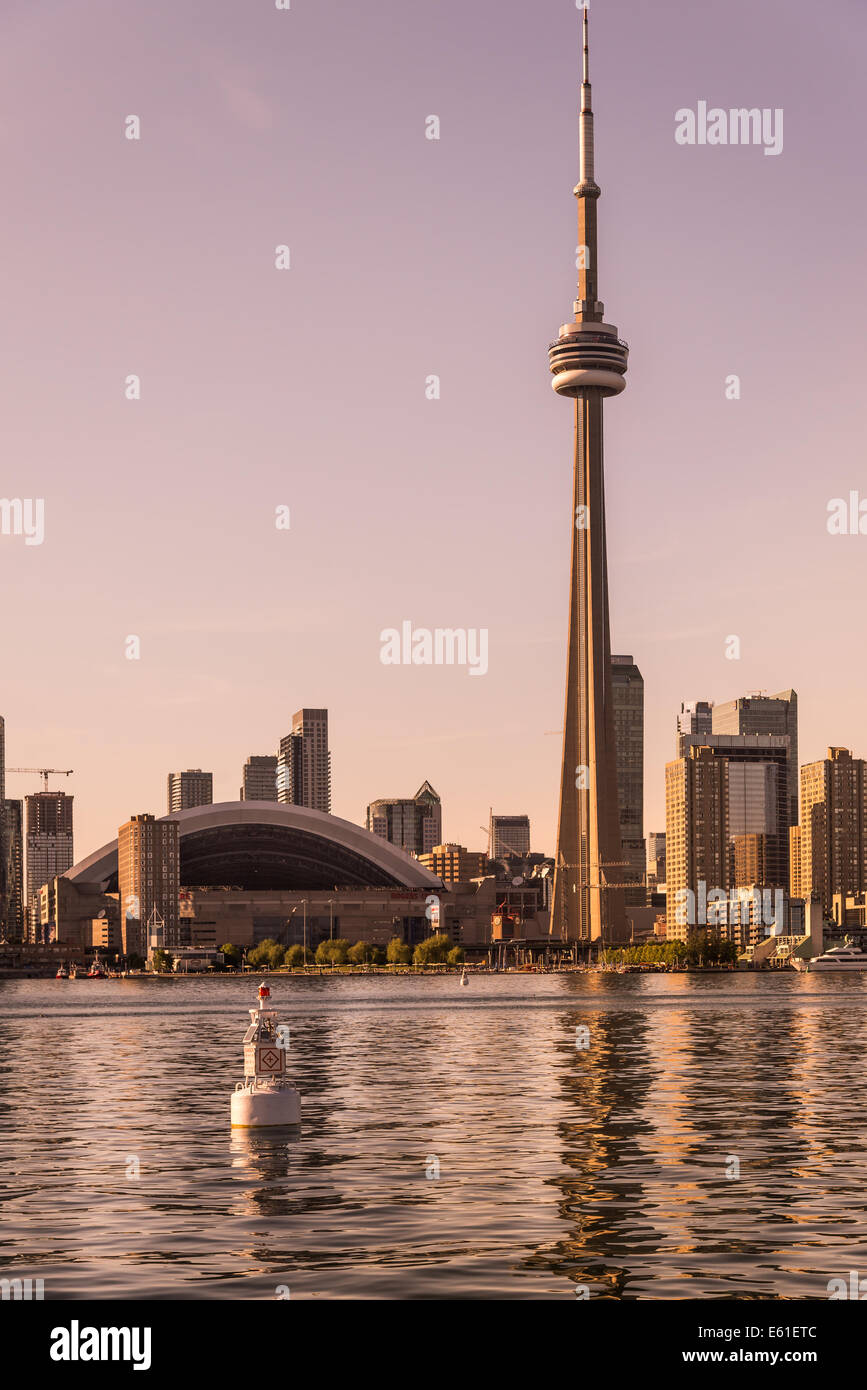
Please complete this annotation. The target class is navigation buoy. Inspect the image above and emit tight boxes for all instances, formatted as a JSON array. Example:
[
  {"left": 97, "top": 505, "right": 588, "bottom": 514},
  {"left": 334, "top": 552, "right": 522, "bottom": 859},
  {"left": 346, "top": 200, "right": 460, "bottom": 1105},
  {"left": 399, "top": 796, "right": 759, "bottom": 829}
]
[
  {"left": 230, "top": 983, "right": 301, "bottom": 1128},
  {"left": 460, "top": 968, "right": 468, "bottom": 987}
]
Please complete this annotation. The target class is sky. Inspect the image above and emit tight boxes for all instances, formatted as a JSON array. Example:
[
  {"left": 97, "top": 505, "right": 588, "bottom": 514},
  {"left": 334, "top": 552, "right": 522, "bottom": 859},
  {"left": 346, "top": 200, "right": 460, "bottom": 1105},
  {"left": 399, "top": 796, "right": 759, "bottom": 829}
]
[{"left": 1, "top": 0, "right": 866, "bottom": 862}]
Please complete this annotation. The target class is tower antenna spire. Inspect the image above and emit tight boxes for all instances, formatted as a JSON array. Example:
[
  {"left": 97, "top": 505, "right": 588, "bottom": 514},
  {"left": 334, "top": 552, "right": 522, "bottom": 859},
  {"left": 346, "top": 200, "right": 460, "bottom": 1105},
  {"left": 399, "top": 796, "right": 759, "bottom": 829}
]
[{"left": 579, "top": 6, "right": 595, "bottom": 190}]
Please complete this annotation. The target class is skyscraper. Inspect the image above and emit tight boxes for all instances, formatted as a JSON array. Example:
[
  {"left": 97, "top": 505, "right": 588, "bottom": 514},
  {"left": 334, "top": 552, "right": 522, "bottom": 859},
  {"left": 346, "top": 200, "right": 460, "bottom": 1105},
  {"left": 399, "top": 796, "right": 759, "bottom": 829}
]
[
  {"left": 712, "top": 691, "right": 798, "bottom": 826},
  {"left": 646, "top": 831, "right": 666, "bottom": 892},
  {"left": 666, "top": 747, "right": 728, "bottom": 942},
  {"left": 277, "top": 709, "right": 331, "bottom": 813},
  {"left": 0, "top": 714, "right": 7, "bottom": 938},
  {"left": 367, "top": 781, "right": 442, "bottom": 855},
  {"left": 167, "top": 769, "right": 213, "bottom": 814},
  {"left": 550, "top": 9, "right": 629, "bottom": 943},
  {"left": 118, "top": 814, "right": 180, "bottom": 957},
  {"left": 488, "top": 814, "right": 531, "bottom": 860},
  {"left": 240, "top": 755, "right": 278, "bottom": 802},
  {"left": 25, "top": 791, "right": 74, "bottom": 939},
  {"left": 611, "top": 656, "right": 645, "bottom": 904},
  {"left": 796, "top": 748, "right": 867, "bottom": 916}
]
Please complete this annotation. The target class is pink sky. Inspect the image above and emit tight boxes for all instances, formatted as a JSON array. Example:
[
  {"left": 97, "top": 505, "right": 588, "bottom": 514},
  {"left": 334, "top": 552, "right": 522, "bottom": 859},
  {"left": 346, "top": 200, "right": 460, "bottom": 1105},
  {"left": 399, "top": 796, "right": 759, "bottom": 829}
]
[{"left": 1, "top": 0, "right": 865, "bottom": 862}]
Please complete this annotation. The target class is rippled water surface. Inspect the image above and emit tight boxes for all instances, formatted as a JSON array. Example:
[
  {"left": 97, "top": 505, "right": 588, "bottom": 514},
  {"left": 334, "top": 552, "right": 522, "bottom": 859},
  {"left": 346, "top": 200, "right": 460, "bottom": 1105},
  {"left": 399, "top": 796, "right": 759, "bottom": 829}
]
[{"left": 2, "top": 972, "right": 866, "bottom": 1299}]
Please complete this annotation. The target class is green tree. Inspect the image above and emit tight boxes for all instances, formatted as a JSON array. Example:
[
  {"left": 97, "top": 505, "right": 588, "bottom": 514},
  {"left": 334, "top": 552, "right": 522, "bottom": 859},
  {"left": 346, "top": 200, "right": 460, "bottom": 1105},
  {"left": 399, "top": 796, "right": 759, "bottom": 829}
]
[
  {"left": 348, "top": 940, "right": 378, "bottom": 964},
  {"left": 285, "top": 944, "right": 306, "bottom": 968},
  {"left": 447, "top": 946, "right": 465, "bottom": 965},
  {"left": 150, "top": 949, "right": 174, "bottom": 974},
  {"left": 315, "top": 938, "right": 350, "bottom": 966},
  {"left": 413, "top": 933, "right": 452, "bottom": 966},
  {"left": 219, "top": 943, "right": 242, "bottom": 969},
  {"left": 248, "top": 938, "right": 285, "bottom": 969},
  {"left": 386, "top": 937, "right": 412, "bottom": 965}
]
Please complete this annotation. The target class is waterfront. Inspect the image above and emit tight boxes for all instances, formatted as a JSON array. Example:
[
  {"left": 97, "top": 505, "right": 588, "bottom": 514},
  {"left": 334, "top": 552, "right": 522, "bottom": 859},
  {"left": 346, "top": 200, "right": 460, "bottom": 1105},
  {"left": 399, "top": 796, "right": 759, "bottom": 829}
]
[{"left": 2, "top": 972, "right": 867, "bottom": 1300}]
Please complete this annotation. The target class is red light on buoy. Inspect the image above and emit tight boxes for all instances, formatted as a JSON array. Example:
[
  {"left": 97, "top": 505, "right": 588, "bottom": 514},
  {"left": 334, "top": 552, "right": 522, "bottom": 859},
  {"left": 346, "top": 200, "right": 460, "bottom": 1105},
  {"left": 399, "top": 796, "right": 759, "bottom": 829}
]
[{"left": 258, "top": 985, "right": 270, "bottom": 998}]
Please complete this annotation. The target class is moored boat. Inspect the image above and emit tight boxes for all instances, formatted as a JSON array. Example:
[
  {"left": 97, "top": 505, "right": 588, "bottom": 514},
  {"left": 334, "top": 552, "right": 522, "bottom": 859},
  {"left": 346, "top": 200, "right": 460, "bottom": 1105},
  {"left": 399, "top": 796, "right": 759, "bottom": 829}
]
[{"left": 802, "top": 942, "right": 867, "bottom": 973}]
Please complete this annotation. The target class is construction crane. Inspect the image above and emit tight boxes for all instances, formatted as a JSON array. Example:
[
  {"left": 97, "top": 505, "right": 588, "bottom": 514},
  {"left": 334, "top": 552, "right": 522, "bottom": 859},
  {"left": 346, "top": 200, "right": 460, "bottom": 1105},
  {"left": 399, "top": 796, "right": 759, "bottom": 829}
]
[{"left": 8, "top": 768, "right": 74, "bottom": 790}]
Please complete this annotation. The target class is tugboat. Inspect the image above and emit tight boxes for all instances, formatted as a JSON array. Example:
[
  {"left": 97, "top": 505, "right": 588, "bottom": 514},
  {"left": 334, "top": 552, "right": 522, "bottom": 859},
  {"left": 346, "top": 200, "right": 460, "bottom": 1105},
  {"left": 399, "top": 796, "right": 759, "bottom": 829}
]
[
  {"left": 55, "top": 962, "right": 69, "bottom": 979},
  {"left": 230, "top": 984, "right": 301, "bottom": 1128},
  {"left": 86, "top": 957, "right": 106, "bottom": 979}
]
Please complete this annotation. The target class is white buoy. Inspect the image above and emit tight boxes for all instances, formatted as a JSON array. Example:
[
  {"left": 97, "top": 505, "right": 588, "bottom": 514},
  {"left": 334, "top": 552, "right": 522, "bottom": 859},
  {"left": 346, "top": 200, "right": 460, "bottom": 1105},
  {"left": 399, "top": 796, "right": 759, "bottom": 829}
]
[
  {"left": 460, "top": 968, "right": 468, "bottom": 987},
  {"left": 230, "top": 983, "right": 301, "bottom": 1128}
]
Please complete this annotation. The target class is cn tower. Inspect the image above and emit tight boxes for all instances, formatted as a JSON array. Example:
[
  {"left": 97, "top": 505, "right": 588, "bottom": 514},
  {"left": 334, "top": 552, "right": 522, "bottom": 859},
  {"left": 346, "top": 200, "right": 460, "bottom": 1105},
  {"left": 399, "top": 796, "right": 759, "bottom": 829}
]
[{"left": 549, "top": 7, "right": 628, "bottom": 945}]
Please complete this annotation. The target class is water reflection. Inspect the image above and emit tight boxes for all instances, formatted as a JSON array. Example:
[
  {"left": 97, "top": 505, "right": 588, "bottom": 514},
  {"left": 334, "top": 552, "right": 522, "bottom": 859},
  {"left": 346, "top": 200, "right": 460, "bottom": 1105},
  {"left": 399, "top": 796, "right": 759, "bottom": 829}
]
[{"left": 1, "top": 974, "right": 866, "bottom": 1298}]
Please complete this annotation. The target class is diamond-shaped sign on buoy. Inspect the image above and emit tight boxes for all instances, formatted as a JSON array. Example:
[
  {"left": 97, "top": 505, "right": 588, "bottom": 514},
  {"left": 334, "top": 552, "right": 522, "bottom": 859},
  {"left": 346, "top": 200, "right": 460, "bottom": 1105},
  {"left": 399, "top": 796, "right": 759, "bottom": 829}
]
[{"left": 257, "top": 1046, "right": 284, "bottom": 1073}]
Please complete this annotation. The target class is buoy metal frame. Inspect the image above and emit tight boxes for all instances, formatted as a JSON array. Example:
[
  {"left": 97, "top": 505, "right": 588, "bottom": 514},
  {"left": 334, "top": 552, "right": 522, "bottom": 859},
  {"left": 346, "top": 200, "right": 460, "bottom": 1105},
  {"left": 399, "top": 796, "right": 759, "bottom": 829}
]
[{"left": 230, "top": 983, "right": 301, "bottom": 1128}]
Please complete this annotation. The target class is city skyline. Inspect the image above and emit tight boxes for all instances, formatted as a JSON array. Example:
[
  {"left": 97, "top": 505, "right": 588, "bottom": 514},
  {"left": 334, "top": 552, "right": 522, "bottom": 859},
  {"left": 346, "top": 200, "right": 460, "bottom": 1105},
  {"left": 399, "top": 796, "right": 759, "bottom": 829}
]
[{"left": 0, "top": 0, "right": 865, "bottom": 866}]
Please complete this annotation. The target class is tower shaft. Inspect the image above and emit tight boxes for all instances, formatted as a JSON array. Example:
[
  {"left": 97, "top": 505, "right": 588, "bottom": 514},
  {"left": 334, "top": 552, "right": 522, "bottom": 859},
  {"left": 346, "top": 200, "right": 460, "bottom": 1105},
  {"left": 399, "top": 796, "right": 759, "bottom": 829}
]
[{"left": 551, "top": 393, "right": 625, "bottom": 941}]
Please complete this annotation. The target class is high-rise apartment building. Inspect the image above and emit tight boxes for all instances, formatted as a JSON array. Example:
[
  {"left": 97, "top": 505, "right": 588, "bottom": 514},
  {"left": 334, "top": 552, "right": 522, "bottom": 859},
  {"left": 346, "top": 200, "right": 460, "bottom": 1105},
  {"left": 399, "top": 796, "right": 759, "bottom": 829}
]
[
  {"left": 488, "top": 814, "right": 531, "bottom": 860},
  {"left": 676, "top": 701, "right": 714, "bottom": 757},
  {"left": 666, "top": 747, "right": 729, "bottom": 941},
  {"left": 367, "top": 782, "right": 442, "bottom": 855},
  {"left": 240, "top": 755, "right": 278, "bottom": 802},
  {"left": 795, "top": 748, "right": 867, "bottom": 915},
  {"left": 0, "top": 799, "right": 24, "bottom": 942},
  {"left": 713, "top": 691, "right": 798, "bottom": 826},
  {"left": 167, "top": 770, "right": 213, "bottom": 814},
  {"left": 612, "top": 656, "right": 645, "bottom": 903},
  {"left": 277, "top": 709, "right": 331, "bottom": 813},
  {"left": 666, "top": 736, "right": 790, "bottom": 941},
  {"left": 25, "top": 792, "right": 74, "bottom": 940},
  {"left": 118, "top": 814, "right": 180, "bottom": 957}
]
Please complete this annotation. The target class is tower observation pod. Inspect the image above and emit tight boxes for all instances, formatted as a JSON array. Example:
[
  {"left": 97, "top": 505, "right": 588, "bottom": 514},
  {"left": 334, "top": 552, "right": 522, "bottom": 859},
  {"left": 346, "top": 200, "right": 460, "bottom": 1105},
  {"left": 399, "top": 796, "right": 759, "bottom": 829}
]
[{"left": 230, "top": 983, "right": 301, "bottom": 1128}]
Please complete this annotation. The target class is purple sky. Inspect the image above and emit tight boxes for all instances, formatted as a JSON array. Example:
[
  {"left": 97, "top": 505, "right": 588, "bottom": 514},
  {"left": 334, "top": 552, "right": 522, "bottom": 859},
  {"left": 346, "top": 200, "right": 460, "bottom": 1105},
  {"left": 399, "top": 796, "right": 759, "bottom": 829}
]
[{"left": 1, "top": 0, "right": 866, "bottom": 861}]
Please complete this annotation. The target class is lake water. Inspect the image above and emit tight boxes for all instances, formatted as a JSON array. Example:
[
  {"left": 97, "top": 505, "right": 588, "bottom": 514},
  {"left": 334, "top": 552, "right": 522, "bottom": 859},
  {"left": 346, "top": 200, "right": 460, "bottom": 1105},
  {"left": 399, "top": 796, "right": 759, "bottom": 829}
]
[{"left": 1, "top": 971, "right": 866, "bottom": 1300}]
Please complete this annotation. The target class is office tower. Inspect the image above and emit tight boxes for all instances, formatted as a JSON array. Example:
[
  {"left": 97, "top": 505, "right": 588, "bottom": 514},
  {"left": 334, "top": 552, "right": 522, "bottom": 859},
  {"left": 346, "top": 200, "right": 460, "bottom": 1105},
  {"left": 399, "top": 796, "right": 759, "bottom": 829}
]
[
  {"left": 666, "top": 736, "right": 791, "bottom": 940},
  {"left": 277, "top": 709, "right": 331, "bottom": 813},
  {"left": 367, "top": 781, "right": 442, "bottom": 855},
  {"left": 550, "top": 9, "right": 629, "bottom": 943},
  {"left": 0, "top": 713, "right": 5, "bottom": 802},
  {"left": 713, "top": 691, "right": 798, "bottom": 825},
  {"left": 25, "top": 792, "right": 74, "bottom": 939},
  {"left": 677, "top": 701, "right": 713, "bottom": 757},
  {"left": 611, "top": 656, "right": 645, "bottom": 903},
  {"left": 240, "top": 755, "right": 278, "bottom": 802},
  {"left": 167, "top": 769, "right": 213, "bottom": 814},
  {"left": 418, "top": 844, "right": 488, "bottom": 885},
  {"left": 0, "top": 800, "right": 24, "bottom": 942},
  {"left": 488, "top": 814, "right": 531, "bottom": 860},
  {"left": 118, "top": 814, "right": 180, "bottom": 957},
  {"left": 796, "top": 748, "right": 867, "bottom": 915},
  {"left": 647, "top": 831, "right": 666, "bottom": 891}
]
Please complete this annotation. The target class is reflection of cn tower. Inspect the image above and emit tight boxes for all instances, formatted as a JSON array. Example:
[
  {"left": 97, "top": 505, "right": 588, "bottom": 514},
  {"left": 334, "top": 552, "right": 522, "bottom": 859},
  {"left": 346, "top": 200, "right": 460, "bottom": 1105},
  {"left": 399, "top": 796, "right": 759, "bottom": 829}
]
[{"left": 550, "top": 8, "right": 628, "bottom": 944}]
